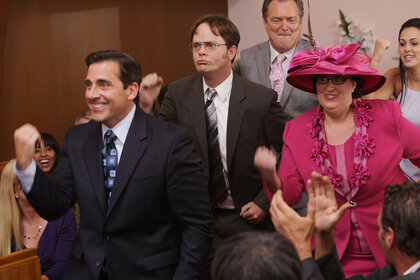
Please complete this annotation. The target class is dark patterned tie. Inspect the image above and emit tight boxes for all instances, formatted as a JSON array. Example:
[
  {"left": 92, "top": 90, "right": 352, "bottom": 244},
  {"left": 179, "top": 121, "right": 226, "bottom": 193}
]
[
  {"left": 205, "top": 88, "right": 229, "bottom": 205},
  {"left": 101, "top": 130, "right": 118, "bottom": 204}
]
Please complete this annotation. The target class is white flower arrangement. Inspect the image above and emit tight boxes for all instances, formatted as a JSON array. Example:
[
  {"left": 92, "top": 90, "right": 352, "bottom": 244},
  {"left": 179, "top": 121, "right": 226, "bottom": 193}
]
[{"left": 337, "top": 9, "right": 375, "bottom": 56}]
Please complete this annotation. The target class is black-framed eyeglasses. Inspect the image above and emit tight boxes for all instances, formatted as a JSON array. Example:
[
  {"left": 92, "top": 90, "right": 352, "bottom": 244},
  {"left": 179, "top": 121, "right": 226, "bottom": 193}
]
[
  {"left": 316, "top": 75, "right": 348, "bottom": 85},
  {"left": 190, "top": 42, "right": 228, "bottom": 52}
]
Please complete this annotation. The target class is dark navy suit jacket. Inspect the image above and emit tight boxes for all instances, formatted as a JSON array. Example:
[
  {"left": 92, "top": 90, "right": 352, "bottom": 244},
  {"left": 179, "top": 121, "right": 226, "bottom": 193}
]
[{"left": 26, "top": 106, "right": 213, "bottom": 280}]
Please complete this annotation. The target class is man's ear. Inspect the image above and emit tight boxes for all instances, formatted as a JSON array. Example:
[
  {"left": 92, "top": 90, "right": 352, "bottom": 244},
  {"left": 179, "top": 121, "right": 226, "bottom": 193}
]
[
  {"left": 384, "top": 227, "right": 395, "bottom": 249},
  {"left": 127, "top": 82, "right": 139, "bottom": 101},
  {"left": 228, "top": 45, "right": 238, "bottom": 62}
]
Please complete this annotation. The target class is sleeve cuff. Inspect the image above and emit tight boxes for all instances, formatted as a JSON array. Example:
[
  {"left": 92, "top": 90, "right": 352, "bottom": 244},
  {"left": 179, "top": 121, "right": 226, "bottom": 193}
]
[{"left": 14, "top": 160, "right": 36, "bottom": 193}]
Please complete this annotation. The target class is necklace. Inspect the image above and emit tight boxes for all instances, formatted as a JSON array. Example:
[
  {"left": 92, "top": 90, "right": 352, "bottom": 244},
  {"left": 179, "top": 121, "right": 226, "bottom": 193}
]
[
  {"left": 22, "top": 218, "right": 44, "bottom": 240},
  {"left": 308, "top": 99, "right": 375, "bottom": 189}
]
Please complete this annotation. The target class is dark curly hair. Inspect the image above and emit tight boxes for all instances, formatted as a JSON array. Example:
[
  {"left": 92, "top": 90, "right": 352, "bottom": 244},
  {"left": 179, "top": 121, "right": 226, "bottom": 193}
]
[{"left": 381, "top": 182, "right": 420, "bottom": 257}]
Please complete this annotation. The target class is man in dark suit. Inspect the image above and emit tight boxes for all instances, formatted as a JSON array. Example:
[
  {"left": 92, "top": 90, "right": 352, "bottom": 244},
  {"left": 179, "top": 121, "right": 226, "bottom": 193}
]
[
  {"left": 268, "top": 171, "right": 420, "bottom": 280},
  {"left": 233, "top": 0, "right": 318, "bottom": 119},
  {"left": 155, "top": 15, "right": 289, "bottom": 240},
  {"left": 14, "top": 50, "right": 213, "bottom": 279}
]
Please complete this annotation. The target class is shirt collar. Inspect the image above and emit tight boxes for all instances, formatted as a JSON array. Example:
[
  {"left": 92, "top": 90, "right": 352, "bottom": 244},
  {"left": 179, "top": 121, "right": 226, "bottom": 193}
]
[
  {"left": 101, "top": 104, "right": 136, "bottom": 145},
  {"left": 202, "top": 70, "right": 233, "bottom": 102},
  {"left": 403, "top": 260, "right": 420, "bottom": 275},
  {"left": 269, "top": 42, "right": 296, "bottom": 65}
]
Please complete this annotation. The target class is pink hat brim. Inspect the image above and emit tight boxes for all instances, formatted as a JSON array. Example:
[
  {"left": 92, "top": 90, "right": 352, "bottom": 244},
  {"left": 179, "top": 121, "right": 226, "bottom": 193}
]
[
  {"left": 286, "top": 69, "right": 386, "bottom": 95},
  {"left": 285, "top": 44, "right": 386, "bottom": 95}
]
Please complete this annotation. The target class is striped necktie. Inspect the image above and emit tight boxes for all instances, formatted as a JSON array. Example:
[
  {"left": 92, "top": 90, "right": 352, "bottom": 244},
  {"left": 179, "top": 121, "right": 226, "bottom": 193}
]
[{"left": 205, "top": 88, "right": 229, "bottom": 205}]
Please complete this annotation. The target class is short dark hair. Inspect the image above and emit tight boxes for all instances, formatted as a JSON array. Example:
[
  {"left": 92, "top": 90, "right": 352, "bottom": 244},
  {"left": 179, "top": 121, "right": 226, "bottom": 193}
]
[
  {"left": 38, "top": 132, "right": 61, "bottom": 171},
  {"left": 85, "top": 50, "right": 142, "bottom": 104},
  {"left": 262, "top": 0, "right": 304, "bottom": 21},
  {"left": 212, "top": 232, "right": 302, "bottom": 280},
  {"left": 381, "top": 182, "right": 420, "bottom": 258},
  {"left": 190, "top": 14, "right": 240, "bottom": 63}
]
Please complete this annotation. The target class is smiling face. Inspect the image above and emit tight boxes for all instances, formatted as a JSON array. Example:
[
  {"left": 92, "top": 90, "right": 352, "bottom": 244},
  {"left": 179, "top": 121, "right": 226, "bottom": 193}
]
[
  {"left": 34, "top": 140, "right": 57, "bottom": 174},
  {"left": 264, "top": 0, "right": 302, "bottom": 53},
  {"left": 85, "top": 60, "right": 137, "bottom": 128},
  {"left": 316, "top": 75, "right": 356, "bottom": 115},
  {"left": 399, "top": 27, "right": 420, "bottom": 69},
  {"left": 192, "top": 23, "right": 237, "bottom": 81}
]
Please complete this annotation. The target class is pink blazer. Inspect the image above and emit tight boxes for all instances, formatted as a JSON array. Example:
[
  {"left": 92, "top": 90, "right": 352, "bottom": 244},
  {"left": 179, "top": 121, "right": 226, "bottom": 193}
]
[{"left": 278, "top": 99, "right": 420, "bottom": 268}]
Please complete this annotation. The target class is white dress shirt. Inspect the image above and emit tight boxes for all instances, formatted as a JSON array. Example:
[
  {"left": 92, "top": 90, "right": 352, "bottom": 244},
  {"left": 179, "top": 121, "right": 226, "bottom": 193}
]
[
  {"left": 404, "top": 260, "right": 420, "bottom": 275},
  {"left": 15, "top": 104, "right": 136, "bottom": 193},
  {"left": 101, "top": 104, "right": 135, "bottom": 163}
]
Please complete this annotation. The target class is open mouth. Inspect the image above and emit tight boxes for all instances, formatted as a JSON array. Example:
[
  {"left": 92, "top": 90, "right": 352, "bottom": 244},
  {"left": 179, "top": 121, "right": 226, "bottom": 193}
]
[
  {"left": 324, "top": 94, "right": 337, "bottom": 100},
  {"left": 39, "top": 159, "right": 50, "bottom": 168},
  {"left": 90, "top": 103, "right": 107, "bottom": 111}
]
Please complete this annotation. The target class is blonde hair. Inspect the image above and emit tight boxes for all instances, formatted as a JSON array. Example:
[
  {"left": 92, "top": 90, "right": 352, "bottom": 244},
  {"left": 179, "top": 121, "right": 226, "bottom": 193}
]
[
  {"left": 0, "top": 160, "right": 22, "bottom": 256},
  {"left": 75, "top": 110, "right": 92, "bottom": 125}
]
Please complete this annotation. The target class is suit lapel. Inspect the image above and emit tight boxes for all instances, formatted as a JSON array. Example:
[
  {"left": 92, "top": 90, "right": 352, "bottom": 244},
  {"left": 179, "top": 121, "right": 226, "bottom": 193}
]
[
  {"left": 186, "top": 76, "right": 209, "bottom": 168},
  {"left": 106, "top": 107, "right": 148, "bottom": 219},
  {"left": 280, "top": 39, "right": 307, "bottom": 107},
  {"left": 226, "top": 74, "right": 246, "bottom": 170},
  {"left": 257, "top": 41, "right": 271, "bottom": 88},
  {"left": 83, "top": 123, "right": 107, "bottom": 214}
]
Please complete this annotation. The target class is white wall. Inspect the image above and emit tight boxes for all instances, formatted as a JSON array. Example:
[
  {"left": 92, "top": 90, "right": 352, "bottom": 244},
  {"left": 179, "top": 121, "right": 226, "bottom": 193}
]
[{"left": 228, "top": 0, "right": 420, "bottom": 73}]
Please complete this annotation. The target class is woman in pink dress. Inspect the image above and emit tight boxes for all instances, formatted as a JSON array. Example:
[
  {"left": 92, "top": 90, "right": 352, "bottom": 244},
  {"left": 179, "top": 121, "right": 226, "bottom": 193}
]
[{"left": 254, "top": 44, "right": 420, "bottom": 277}]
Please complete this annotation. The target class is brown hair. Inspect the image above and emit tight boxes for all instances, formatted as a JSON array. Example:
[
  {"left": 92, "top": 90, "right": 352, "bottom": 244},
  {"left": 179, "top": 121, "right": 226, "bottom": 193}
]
[{"left": 190, "top": 14, "right": 240, "bottom": 63}]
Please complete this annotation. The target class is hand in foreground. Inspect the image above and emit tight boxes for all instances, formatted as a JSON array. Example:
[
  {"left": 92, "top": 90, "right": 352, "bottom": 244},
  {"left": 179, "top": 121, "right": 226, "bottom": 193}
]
[
  {"left": 270, "top": 188, "right": 314, "bottom": 260},
  {"left": 308, "top": 172, "right": 349, "bottom": 233},
  {"left": 308, "top": 172, "right": 349, "bottom": 258},
  {"left": 254, "top": 146, "right": 281, "bottom": 193},
  {"left": 139, "top": 72, "right": 163, "bottom": 114},
  {"left": 14, "top": 124, "right": 40, "bottom": 171},
  {"left": 240, "top": 201, "right": 267, "bottom": 224}
]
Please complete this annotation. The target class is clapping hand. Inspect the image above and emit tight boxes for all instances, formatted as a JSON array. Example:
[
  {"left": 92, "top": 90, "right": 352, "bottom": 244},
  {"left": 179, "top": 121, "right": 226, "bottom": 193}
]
[
  {"left": 270, "top": 187, "right": 314, "bottom": 260},
  {"left": 308, "top": 172, "right": 349, "bottom": 233},
  {"left": 270, "top": 172, "right": 349, "bottom": 260}
]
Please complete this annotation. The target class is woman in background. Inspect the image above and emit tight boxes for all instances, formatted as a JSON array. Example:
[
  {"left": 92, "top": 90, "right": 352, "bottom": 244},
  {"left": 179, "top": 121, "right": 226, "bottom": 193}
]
[
  {"left": 374, "top": 18, "right": 420, "bottom": 182},
  {"left": 0, "top": 160, "right": 76, "bottom": 280},
  {"left": 34, "top": 133, "right": 60, "bottom": 178},
  {"left": 75, "top": 110, "right": 92, "bottom": 125}
]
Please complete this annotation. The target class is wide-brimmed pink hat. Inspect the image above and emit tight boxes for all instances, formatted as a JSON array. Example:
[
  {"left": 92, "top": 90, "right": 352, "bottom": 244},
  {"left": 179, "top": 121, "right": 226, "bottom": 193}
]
[{"left": 286, "top": 44, "right": 385, "bottom": 95}]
